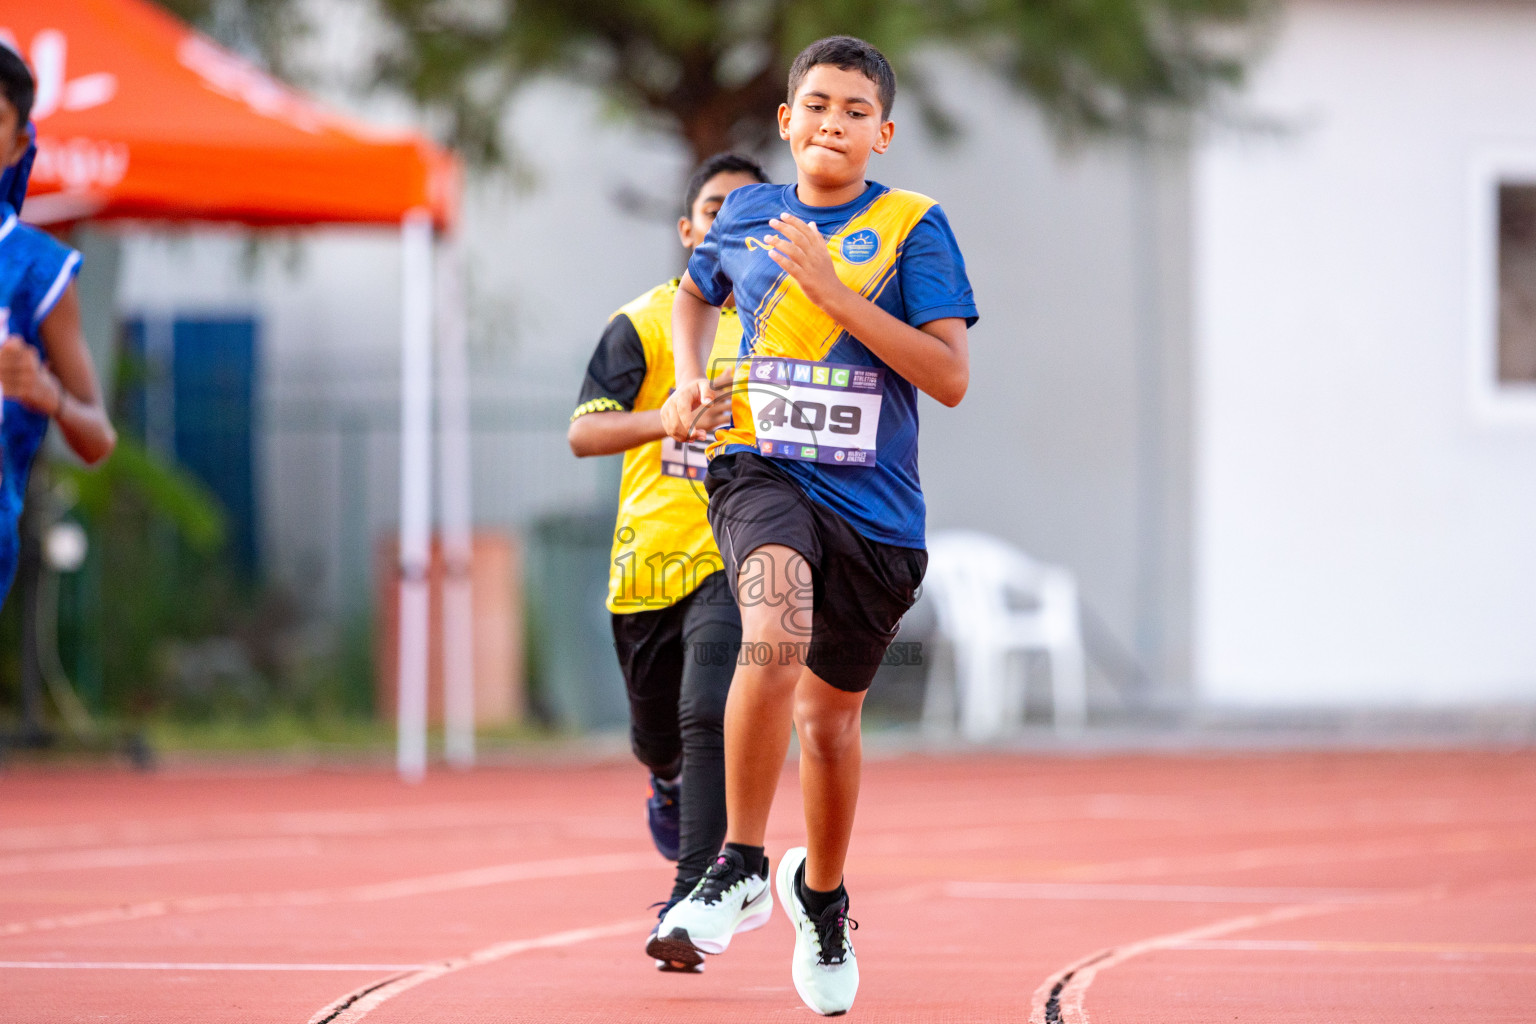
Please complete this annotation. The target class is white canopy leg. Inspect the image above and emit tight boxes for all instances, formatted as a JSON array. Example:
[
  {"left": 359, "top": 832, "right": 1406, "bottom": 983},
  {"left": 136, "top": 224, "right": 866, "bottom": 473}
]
[
  {"left": 397, "top": 209, "right": 435, "bottom": 782},
  {"left": 438, "top": 234, "right": 476, "bottom": 769}
]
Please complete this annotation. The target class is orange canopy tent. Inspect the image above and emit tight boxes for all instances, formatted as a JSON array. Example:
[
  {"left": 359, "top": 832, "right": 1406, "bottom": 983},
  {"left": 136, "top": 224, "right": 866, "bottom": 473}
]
[
  {"left": 1, "top": 0, "right": 467, "bottom": 779},
  {"left": 0, "top": 0, "right": 457, "bottom": 228}
]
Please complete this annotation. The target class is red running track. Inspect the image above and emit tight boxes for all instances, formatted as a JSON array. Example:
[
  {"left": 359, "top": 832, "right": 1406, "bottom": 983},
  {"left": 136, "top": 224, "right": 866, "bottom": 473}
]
[{"left": 2, "top": 750, "right": 1534, "bottom": 1022}]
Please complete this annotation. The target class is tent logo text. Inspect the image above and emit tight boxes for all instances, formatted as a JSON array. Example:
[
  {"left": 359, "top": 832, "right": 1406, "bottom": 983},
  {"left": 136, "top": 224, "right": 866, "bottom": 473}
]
[
  {"left": 0, "top": 29, "right": 118, "bottom": 119},
  {"left": 33, "top": 138, "right": 130, "bottom": 191}
]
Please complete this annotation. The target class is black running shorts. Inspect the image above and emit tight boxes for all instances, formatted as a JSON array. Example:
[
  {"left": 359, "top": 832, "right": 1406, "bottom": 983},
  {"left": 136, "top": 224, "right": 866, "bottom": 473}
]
[{"left": 704, "top": 452, "right": 927, "bottom": 693}]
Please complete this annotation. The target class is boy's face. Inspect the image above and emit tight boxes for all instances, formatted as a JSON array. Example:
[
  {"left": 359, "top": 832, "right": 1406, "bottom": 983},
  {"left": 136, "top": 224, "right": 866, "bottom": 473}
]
[
  {"left": 677, "top": 170, "right": 761, "bottom": 250},
  {"left": 0, "top": 96, "right": 28, "bottom": 173},
  {"left": 778, "top": 65, "right": 894, "bottom": 188}
]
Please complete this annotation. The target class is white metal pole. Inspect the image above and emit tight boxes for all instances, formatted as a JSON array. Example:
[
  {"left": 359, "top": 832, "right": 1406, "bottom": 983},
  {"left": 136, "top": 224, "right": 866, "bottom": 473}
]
[
  {"left": 396, "top": 209, "right": 434, "bottom": 783},
  {"left": 437, "top": 234, "right": 476, "bottom": 769}
]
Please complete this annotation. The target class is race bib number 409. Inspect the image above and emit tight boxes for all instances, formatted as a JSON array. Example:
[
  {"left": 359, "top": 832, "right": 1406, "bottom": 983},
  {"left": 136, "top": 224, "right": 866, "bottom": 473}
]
[{"left": 746, "top": 357, "right": 883, "bottom": 467}]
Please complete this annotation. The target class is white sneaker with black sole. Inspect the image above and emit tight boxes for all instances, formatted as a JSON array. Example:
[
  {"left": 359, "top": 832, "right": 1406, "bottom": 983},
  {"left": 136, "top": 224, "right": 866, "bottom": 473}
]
[
  {"left": 776, "top": 846, "right": 859, "bottom": 1016},
  {"left": 646, "top": 898, "right": 705, "bottom": 973},
  {"left": 650, "top": 848, "right": 772, "bottom": 962},
  {"left": 647, "top": 925, "right": 706, "bottom": 972}
]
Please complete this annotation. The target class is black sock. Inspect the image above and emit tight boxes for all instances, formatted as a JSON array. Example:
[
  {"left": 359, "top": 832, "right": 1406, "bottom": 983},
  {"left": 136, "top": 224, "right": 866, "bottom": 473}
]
[
  {"left": 724, "top": 842, "right": 766, "bottom": 875},
  {"left": 669, "top": 877, "right": 697, "bottom": 904},
  {"left": 795, "top": 863, "right": 846, "bottom": 917}
]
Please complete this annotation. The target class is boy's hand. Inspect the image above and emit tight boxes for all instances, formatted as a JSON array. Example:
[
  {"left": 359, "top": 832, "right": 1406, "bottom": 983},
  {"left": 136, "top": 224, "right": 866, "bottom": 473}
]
[
  {"left": 693, "top": 366, "right": 738, "bottom": 433},
  {"left": 765, "top": 213, "right": 847, "bottom": 309},
  {"left": 693, "top": 390, "right": 732, "bottom": 435},
  {"left": 0, "top": 336, "right": 63, "bottom": 416},
  {"left": 660, "top": 378, "right": 717, "bottom": 442}
]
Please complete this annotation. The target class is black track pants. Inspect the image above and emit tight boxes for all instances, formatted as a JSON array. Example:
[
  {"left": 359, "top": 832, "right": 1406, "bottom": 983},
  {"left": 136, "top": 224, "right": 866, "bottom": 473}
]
[{"left": 611, "top": 570, "right": 741, "bottom": 899}]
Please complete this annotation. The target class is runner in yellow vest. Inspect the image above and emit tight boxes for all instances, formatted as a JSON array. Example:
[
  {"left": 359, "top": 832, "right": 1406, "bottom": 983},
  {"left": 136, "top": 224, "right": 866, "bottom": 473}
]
[{"left": 568, "top": 152, "right": 769, "bottom": 972}]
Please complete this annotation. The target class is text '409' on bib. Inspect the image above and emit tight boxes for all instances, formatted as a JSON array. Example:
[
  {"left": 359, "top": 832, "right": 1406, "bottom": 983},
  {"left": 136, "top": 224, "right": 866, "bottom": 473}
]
[{"left": 746, "top": 357, "right": 883, "bottom": 467}]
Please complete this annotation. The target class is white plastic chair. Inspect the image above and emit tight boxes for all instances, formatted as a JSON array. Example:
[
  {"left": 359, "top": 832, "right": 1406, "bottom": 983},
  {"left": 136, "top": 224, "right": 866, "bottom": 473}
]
[{"left": 920, "top": 531, "right": 1087, "bottom": 738}]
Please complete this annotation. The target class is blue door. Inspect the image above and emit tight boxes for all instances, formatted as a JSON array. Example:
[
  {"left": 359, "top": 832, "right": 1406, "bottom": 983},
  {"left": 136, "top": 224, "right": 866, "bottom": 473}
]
[{"left": 123, "top": 315, "right": 260, "bottom": 574}]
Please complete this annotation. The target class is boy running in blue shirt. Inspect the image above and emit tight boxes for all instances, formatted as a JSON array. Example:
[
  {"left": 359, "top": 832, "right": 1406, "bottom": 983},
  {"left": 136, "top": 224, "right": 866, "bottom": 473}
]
[
  {"left": 655, "top": 36, "right": 977, "bottom": 1015},
  {"left": 0, "top": 47, "right": 117, "bottom": 605}
]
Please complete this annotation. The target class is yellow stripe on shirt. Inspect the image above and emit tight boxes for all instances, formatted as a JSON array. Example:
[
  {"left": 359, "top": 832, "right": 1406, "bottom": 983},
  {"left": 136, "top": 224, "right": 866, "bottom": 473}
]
[{"left": 714, "top": 189, "right": 937, "bottom": 457}]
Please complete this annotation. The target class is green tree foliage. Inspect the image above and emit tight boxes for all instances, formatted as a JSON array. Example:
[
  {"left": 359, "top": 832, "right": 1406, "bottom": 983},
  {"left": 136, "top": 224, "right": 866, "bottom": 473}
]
[
  {"left": 150, "top": 0, "right": 306, "bottom": 79},
  {"left": 52, "top": 433, "right": 371, "bottom": 723},
  {"left": 51, "top": 438, "right": 231, "bottom": 717},
  {"left": 61, "top": 437, "right": 226, "bottom": 556},
  {"left": 370, "top": 0, "right": 1271, "bottom": 164},
  {"left": 147, "top": 0, "right": 1268, "bottom": 165}
]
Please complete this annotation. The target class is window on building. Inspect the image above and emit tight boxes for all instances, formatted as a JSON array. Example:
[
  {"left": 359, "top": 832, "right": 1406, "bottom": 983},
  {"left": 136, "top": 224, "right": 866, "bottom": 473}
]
[{"left": 1498, "top": 183, "right": 1536, "bottom": 385}]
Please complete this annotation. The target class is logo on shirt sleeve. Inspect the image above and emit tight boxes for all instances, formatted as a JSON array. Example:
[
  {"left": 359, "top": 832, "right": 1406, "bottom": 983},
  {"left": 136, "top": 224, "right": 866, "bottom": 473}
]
[{"left": 841, "top": 229, "right": 881, "bottom": 265}]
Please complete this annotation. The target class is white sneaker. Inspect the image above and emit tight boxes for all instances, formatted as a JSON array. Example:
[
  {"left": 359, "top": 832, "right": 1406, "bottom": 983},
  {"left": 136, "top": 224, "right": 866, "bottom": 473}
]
[
  {"left": 653, "top": 848, "right": 772, "bottom": 958},
  {"left": 646, "top": 919, "right": 705, "bottom": 973},
  {"left": 776, "top": 847, "right": 859, "bottom": 1016}
]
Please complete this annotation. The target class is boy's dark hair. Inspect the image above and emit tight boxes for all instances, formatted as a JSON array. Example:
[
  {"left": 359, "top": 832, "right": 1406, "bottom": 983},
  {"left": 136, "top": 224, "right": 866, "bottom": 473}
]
[
  {"left": 0, "top": 44, "right": 35, "bottom": 126},
  {"left": 683, "top": 152, "right": 769, "bottom": 216},
  {"left": 786, "top": 36, "right": 896, "bottom": 121}
]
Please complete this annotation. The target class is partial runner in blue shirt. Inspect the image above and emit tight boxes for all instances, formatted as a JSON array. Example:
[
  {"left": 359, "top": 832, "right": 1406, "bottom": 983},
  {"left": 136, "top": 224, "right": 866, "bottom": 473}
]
[{"left": 0, "top": 47, "right": 118, "bottom": 604}]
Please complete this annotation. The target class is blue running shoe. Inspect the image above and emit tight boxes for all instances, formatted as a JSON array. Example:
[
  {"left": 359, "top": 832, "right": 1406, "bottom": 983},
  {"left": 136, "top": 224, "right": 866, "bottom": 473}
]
[{"left": 646, "top": 773, "right": 681, "bottom": 861}]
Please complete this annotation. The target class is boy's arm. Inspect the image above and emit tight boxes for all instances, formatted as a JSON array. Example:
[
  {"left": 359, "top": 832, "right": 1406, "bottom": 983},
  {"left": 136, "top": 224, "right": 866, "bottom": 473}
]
[
  {"left": 568, "top": 311, "right": 653, "bottom": 457},
  {"left": 660, "top": 272, "right": 724, "bottom": 442},
  {"left": 0, "top": 282, "right": 117, "bottom": 465},
  {"left": 765, "top": 213, "right": 969, "bottom": 407},
  {"left": 568, "top": 408, "right": 666, "bottom": 457},
  {"left": 570, "top": 301, "right": 732, "bottom": 457},
  {"left": 569, "top": 394, "right": 733, "bottom": 457}
]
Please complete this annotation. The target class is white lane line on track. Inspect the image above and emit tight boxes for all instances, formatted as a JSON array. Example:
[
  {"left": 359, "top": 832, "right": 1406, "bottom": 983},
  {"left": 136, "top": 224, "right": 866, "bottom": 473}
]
[
  {"left": 0, "top": 811, "right": 461, "bottom": 853},
  {"left": 1028, "top": 902, "right": 1354, "bottom": 1024},
  {"left": 1027, "top": 885, "right": 1446, "bottom": 1024},
  {"left": 0, "top": 837, "right": 324, "bottom": 875},
  {"left": 305, "top": 918, "right": 652, "bottom": 1024},
  {"left": 0, "top": 803, "right": 567, "bottom": 854},
  {"left": 947, "top": 882, "right": 1393, "bottom": 904},
  {"left": 1171, "top": 939, "right": 1536, "bottom": 955},
  {"left": 1053, "top": 830, "right": 1535, "bottom": 883},
  {"left": 1, "top": 851, "right": 659, "bottom": 938},
  {"left": 0, "top": 961, "right": 427, "bottom": 971}
]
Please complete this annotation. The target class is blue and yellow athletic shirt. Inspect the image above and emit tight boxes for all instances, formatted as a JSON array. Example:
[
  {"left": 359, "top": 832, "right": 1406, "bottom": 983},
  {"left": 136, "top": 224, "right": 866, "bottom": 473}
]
[
  {"left": 688, "top": 182, "right": 977, "bottom": 549},
  {"left": 573, "top": 280, "right": 742, "bottom": 613},
  {"left": 0, "top": 205, "right": 83, "bottom": 602}
]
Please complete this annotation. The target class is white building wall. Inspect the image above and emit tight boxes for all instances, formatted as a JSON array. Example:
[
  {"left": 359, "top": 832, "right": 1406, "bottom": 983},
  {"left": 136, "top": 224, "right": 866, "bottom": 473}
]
[
  {"left": 877, "top": 62, "right": 1187, "bottom": 692},
  {"left": 1194, "top": 0, "right": 1536, "bottom": 703}
]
